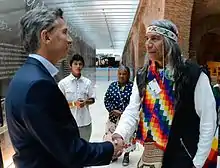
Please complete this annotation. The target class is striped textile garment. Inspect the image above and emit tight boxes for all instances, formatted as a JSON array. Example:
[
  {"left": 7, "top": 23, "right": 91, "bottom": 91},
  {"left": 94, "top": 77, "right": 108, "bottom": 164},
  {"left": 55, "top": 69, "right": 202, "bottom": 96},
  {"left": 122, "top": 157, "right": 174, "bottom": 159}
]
[{"left": 137, "top": 67, "right": 219, "bottom": 167}]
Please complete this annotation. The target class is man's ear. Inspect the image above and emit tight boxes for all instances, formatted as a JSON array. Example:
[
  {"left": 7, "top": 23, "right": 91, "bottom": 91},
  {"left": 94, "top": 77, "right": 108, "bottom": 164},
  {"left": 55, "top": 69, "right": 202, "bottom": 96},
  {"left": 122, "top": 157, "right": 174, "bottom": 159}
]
[{"left": 40, "top": 29, "right": 51, "bottom": 44}]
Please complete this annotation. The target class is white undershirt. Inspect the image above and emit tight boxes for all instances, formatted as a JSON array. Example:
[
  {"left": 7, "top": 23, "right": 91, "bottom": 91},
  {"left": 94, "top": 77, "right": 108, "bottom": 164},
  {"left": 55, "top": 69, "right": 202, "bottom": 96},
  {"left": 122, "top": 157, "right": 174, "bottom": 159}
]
[{"left": 115, "top": 72, "right": 217, "bottom": 168}]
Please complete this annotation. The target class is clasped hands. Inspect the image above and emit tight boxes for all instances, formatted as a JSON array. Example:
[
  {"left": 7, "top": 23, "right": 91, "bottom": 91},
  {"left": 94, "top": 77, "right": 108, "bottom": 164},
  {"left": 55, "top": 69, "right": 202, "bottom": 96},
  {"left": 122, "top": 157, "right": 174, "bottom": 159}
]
[
  {"left": 69, "top": 99, "right": 86, "bottom": 108},
  {"left": 105, "top": 133, "right": 125, "bottom": 159},
  {"left": 111, "top": 110, "right": 122, "bottom": 117},
  {"left": 75, "top": 99, "right": 86, "bottom": 108}
]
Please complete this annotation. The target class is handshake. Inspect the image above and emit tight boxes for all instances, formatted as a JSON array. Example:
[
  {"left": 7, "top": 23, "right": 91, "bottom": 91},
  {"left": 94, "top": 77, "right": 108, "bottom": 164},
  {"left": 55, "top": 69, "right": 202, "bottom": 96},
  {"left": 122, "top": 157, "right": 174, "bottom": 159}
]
[{"left": 105, "top": 133, "right": 125, "bottom": 159}]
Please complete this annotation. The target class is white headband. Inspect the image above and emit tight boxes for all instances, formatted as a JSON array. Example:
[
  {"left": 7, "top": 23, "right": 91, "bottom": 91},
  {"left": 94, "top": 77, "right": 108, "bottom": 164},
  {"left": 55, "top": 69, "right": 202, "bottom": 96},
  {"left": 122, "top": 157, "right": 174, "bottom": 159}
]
[{"left": 146, "top": 26, "right": 178, "bottom": 42}]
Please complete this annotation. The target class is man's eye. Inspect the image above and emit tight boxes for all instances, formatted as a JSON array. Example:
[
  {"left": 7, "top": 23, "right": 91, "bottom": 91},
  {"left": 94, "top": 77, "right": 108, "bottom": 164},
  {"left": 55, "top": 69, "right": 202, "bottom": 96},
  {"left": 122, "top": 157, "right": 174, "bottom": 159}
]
[{"left": 63, "top": 29, "right": 67, "bottom": 34}]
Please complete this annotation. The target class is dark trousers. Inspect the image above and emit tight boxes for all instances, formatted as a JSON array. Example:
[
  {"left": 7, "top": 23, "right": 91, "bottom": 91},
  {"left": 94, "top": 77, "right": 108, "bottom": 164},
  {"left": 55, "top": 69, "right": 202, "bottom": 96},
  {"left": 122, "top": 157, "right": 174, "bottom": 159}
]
[{"left": 162, "top": 149, "right": 194, "bottom": 168}]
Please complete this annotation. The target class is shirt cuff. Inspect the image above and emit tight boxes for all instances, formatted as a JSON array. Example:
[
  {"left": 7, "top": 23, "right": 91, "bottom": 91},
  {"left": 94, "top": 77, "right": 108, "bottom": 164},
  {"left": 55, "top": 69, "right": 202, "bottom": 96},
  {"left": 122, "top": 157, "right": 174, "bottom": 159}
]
[{"left": 193, "top": 156, "right": 205, "bottom": 168}]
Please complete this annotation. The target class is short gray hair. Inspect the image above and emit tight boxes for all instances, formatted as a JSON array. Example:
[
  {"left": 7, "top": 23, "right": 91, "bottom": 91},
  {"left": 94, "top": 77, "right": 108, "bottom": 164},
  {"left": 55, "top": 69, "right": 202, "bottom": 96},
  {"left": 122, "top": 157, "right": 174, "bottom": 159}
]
[{"left": 20, "top": 7, "right": 63, "bottom": 53}]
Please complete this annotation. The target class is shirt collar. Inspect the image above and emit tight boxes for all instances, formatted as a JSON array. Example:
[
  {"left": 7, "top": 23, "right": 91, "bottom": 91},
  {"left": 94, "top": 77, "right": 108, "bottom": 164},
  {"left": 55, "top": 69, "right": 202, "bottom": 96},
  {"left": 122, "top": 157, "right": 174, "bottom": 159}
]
[
  {"left": 29, "top": 54, "right": 59, "bottom": 77},
  {"left": 214, "top": 84, "right": 220, "bottom": 88},
  {"left": 69, "top": 73, "right": 82, "bottom": 81}
]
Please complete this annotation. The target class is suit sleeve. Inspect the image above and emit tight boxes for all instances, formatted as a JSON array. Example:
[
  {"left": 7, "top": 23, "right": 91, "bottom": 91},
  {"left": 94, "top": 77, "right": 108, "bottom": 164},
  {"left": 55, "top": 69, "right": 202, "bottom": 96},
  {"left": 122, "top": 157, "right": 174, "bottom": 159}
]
[{"left": 24, "top": 80, "right": 114, "bottom": 167}]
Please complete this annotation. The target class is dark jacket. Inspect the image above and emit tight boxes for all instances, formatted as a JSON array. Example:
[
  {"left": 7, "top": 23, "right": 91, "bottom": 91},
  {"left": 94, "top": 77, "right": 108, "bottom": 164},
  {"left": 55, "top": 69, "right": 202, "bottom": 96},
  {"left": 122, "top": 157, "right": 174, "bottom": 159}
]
[
  {"left": 162, "top": 61, "right": 202, "bottom": 168},
  {"left": 5, "top": 57, "right": 114, "bottom": 168},
  {"left": 136, "top": 61, "right": 203, "bottom": 168}
]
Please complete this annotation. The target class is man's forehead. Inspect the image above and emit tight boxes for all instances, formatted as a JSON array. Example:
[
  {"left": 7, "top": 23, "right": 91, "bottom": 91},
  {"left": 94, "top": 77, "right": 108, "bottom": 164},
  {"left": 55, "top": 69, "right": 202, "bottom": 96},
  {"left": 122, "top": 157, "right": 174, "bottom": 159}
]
[
  {"left": 118, "top": 70, "right": 128, "bottom": 73},
  {"left": 73, "top": 60, "right": 83, "bottom": 63},
  {"left": 54, "top": 18, "right": 68, "bottom": 29},
  {"left": 146, "top": 32, "right": 162, "bottom": 37}
]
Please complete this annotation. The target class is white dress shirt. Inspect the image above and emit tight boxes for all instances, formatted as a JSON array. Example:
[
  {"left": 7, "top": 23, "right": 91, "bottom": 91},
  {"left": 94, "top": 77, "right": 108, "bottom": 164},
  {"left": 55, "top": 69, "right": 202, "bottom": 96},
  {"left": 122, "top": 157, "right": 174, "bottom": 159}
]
[
  {"left": 218, "top": 154, "right": 220, "bottom": 168},
  {"left": 58, "top": 74, "right": 95, "bottom": 127},
  {"left": 115, "top": 72, "right": 217, "bottom": 168}
]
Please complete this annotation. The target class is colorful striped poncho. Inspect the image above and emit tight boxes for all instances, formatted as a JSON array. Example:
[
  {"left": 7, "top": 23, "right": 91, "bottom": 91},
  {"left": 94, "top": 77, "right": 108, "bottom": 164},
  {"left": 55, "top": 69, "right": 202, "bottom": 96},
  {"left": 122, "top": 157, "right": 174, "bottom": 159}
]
[
  {"left": 136, "top": 65, "right": 175, "bottom": 150},
  {"left": 136, "top": 67, "right": 219, "bottom": 167}
]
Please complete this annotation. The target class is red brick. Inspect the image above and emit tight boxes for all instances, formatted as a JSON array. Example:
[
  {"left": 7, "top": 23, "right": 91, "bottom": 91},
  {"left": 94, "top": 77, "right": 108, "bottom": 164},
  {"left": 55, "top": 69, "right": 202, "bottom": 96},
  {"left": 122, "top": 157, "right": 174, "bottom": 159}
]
[{"left": 122, "top": 0, "right": 220, "bottom": 69}]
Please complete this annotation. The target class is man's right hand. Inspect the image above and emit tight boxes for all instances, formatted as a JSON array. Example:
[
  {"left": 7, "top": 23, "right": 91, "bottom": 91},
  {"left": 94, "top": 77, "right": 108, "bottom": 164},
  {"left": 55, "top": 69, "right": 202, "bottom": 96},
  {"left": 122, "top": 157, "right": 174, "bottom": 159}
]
[
  {"left": 111, "top": 133, "right": 124, "bottom": 158},
  {"left": 104, "top": 133, "right": 124, "bottom": 159},
  {"left": 111, "top": 110, "right": 122, "bottom": 117}
]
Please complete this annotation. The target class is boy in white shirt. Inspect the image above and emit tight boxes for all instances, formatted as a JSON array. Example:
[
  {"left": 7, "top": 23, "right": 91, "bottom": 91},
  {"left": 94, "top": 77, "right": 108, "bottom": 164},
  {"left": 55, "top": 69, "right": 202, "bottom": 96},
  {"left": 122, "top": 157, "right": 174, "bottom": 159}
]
[{"left": 58, "top": 54, "right": 95, "bottom": 141}]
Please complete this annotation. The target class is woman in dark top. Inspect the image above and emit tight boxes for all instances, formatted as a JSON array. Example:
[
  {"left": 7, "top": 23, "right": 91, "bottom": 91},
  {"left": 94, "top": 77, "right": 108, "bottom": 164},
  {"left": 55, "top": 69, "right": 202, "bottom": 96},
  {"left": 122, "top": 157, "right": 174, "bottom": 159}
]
[{"left": 104, "top": 65, "right": 136, "bottom": 166}]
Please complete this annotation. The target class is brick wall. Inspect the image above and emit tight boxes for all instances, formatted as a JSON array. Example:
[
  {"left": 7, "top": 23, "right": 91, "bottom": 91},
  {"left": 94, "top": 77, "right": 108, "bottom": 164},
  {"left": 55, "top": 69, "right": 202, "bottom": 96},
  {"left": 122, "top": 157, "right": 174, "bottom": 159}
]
[
  {"left": 142, "top": 0, "right": 165, "bottom": 26},
  {"left": 122, "top": 0, "right": 167, "bottom": 69},
  {"left": 190, "top": 0, "right": 220, "bottom": 62},
  {"left": 122, "top": 0, "right": 220, "bottom": 71},
  {"left": 164, "top": 0, "right": 194, "bottom": 58},
  {"left": 137, "top": 0, "right": 165, "bottom": 68},
  {"left": 131, "top": 25, "right": 140, "bottom": 69},
  {"left": 122, "top": 0, "right": 194, "bottom": 68},
  {"left": 137, "top": 22, "right": 146, "bottom": 68}
]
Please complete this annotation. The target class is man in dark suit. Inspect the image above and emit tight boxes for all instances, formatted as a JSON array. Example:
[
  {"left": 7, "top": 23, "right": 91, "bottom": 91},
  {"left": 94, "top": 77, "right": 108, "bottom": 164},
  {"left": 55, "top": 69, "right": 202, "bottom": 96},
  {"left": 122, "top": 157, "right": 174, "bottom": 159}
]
[{"left": 5, "top": 7, "right": 123, "bottom": 168}]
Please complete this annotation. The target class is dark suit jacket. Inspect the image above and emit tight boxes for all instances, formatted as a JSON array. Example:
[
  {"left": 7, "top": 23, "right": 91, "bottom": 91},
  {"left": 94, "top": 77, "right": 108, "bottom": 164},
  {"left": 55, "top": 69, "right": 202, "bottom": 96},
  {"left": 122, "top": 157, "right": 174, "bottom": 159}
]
[{"left": 5, "top": 57, "right": 114, "bottom": 168}]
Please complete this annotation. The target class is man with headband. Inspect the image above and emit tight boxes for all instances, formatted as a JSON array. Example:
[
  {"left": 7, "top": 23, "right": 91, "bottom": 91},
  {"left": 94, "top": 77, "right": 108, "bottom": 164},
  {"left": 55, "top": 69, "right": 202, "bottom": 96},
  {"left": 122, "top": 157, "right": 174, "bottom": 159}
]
[{"left": 112, "top": 19, "right": 217, "bottom": 168}]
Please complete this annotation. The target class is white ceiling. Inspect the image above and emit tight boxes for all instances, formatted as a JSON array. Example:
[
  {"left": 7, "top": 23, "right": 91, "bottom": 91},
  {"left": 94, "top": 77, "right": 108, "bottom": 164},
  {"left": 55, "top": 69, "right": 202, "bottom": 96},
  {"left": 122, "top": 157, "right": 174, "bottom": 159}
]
[{"left": 44, "top": 0, "right": 139, "bottom": 54}]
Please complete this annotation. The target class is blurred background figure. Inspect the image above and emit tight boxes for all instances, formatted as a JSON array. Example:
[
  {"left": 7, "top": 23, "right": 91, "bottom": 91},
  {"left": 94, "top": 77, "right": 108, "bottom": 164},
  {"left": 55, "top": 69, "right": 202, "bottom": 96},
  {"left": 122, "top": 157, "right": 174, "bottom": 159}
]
[{"left": 104, "top": 65, "right": 136, "bottom": 166}]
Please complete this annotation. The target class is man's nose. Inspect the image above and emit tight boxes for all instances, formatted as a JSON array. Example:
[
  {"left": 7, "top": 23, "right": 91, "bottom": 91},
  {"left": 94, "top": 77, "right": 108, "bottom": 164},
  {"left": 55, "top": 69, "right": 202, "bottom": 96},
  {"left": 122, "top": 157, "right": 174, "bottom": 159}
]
[
  {"left": 67, "top": 33, "right": 73, "bottom": 44},
  {"left": 145, "top": 39, "right": 153, "bottom": 48}
]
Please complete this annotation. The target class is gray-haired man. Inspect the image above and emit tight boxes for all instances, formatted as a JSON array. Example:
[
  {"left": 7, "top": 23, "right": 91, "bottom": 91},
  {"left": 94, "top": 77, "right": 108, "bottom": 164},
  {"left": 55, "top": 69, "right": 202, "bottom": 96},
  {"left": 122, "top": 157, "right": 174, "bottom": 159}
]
[{"left": 5, "top": 7, "right": 123, "bottom": 168}]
